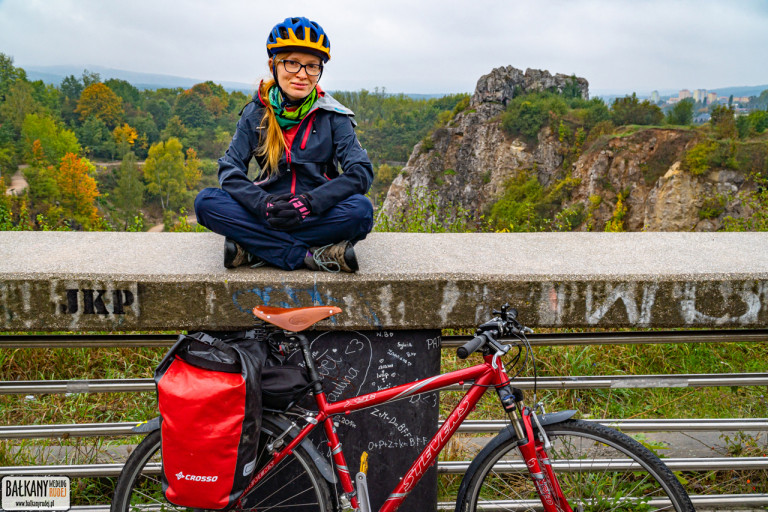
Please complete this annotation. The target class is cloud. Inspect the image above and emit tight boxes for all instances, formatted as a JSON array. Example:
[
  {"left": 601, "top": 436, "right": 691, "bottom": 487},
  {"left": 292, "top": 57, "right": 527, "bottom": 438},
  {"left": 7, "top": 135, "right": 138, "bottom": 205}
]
[{"left": 1, "top": 0, "right": 766, "bottom": 94}]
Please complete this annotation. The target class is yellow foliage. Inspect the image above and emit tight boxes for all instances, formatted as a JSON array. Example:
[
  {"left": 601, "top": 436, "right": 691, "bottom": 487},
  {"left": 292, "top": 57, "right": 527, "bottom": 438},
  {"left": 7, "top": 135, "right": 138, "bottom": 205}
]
[
  {"left": 75, "top": 83, "right": 124, "bottom": 128},
  {"left": 57, "top": 153, "right": 101, "bottom": 228},
  {"left": 113, "top": 123, "right": 138, "bottom": 146}
]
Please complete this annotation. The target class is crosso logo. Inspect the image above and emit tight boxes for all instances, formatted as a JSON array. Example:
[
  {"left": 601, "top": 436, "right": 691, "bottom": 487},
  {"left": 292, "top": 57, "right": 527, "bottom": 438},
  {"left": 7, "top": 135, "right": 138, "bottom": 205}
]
[{"left": 175, "top": 471, "right": 218, "bottom": 483}]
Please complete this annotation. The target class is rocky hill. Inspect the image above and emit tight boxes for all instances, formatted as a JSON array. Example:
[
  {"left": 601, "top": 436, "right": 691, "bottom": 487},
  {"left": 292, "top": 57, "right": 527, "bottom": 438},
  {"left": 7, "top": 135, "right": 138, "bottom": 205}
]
[{"left": 380, "top": 66, "right": 756, "bottom": 231}]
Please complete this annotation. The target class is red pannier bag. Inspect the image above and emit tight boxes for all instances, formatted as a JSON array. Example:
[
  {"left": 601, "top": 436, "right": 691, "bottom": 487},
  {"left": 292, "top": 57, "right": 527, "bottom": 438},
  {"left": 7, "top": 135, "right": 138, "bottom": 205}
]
[{"left": 154, "top": 331, "right": 266, "bottom": 510}]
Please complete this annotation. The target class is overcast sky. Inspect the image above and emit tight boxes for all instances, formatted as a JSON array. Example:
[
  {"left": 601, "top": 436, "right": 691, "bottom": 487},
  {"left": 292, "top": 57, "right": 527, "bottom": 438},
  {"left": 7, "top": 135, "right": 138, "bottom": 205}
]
[{"left": 1, "top": 0, "right": 767, "bottom": 95}]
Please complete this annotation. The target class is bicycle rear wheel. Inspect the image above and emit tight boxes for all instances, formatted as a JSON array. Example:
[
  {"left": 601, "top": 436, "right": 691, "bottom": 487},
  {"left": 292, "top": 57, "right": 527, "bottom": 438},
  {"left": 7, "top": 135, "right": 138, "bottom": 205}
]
[
  {"left": 455, "top": 418, "right": 694, "bottom": 512},
  {"left": 111, "top": 415, "right": 332, "bottom": 512}
]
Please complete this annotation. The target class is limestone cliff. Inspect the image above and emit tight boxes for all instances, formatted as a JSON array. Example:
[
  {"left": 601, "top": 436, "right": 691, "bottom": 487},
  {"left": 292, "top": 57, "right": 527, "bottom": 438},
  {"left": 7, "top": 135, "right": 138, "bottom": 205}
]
[{"left": 381, "top": 66, "right": 753, "bottom": 232}]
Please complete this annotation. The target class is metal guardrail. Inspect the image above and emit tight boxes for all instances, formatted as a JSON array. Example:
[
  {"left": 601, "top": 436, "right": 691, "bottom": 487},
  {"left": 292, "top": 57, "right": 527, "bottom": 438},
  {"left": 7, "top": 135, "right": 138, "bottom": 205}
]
[
  {"left": 4, "top": 457, "right": 768, "bottom": 478},
  {"left": 1, "top": 329, "right": 766, "bottom": 510},
  {"left": 4, "top": 372, "right": 767, "bottom": 395},
  {"left": 3, "top": 418, "right": 767, "bottom": 439},
  {"left": 2, "top": 329, "right": 767, "bottom": 348}
]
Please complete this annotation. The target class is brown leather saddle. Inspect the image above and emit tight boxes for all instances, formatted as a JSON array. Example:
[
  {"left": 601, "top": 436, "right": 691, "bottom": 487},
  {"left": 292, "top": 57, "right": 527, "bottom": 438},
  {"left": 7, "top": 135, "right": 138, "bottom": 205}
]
[{"left": 252, "top": 305, "right": 342, "bottom": 332}]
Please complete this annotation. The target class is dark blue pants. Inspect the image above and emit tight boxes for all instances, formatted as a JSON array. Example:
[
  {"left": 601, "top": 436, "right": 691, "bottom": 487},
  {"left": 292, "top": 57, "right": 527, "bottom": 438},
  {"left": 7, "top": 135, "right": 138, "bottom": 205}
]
[{"left": 194, "top": 188, "right": 374, "bottom": 270}]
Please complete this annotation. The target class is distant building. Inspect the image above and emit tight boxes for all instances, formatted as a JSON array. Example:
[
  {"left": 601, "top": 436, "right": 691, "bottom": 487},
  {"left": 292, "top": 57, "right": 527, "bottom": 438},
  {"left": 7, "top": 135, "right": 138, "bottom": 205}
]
[
  {"left": 679, "top": 89, "right": 692, "bottom": 99},
  {"left": 693, "top": 89, "right": 707, "bottom": 102},
  {"left": 707, "top": 92, "right": 718, "bottom": 104},
  {"left": 650, "top": 90, "right": 660, "bottom": 103},
  {"left": 694, "top": 113, "right": 711, "bottom": 124}
]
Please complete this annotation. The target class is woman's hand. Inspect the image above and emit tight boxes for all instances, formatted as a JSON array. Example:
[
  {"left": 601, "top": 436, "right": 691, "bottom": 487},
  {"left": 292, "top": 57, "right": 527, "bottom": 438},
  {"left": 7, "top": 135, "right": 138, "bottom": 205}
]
[{"left": 266, "top": 194, "right": 313, "bottom": 230}]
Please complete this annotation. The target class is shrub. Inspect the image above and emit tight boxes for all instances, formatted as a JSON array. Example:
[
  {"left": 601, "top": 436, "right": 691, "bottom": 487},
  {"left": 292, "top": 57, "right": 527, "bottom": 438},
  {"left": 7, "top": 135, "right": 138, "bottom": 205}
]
[
  {"left": 501, "top": 92, "right": 568, "bottom": 139},
  {"left": 682, "top": 141, "right": 717, "bottom": 175},
  {"left": 610, "top": 93, "right": 663, "bottom": 126}
]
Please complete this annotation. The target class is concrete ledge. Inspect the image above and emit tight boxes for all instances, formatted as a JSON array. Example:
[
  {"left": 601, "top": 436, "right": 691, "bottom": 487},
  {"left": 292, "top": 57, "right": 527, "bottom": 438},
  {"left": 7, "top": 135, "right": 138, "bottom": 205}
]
[{"left": 1, "top": 231, "right": 767, "bottom": 331}]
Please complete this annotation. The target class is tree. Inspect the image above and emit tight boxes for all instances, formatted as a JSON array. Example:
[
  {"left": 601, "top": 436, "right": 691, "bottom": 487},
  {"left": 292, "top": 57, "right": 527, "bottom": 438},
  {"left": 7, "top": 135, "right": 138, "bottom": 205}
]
[
  {"left": 75, "top": 82, "right": 124, "bottom": 128},
  {"left": 0, "top": 80, "right": 41, "bottom": 133},
  {"left": 60, "top": 75, "right": 83, "bottom": 100},
  {"left": 666, "top": 98, "right": 694, "bottom": 126},
  {"left": 173, "top": 89, "right": 213, "bottom": 129},
  {"left": 21, "top": 113, "right": 81, "bottom": 166},
  {"left": 113, "top": 123, "right": 138, "bottom": 157},
  {"left": 56, "top": 153, "right": 100, "bottom": 229},
  {"left": 76, "top": 116, "right": 115, "bottom": 159},
  {"left": 184, "top": 147, "right": 201, "bottom": 189},
  {"left": 710, "top": 105, "right": 737, "bottom": 139},
  {"left": 113, "top": 151, "right": 145, "bottom": 227},
  {"left": 81, "top": 69, "right": 101, "bottom": 88},
  {"left": 610, "top": 93, "right": 663, "bottom": 126},
  {"left": 0, "top": 53, "right": 28, "bottom": 101},
  {"left": 105, "top": 78, "right": 141, "bottom": 108},
  {"left": 144, "top": 137, "right": 186, "bottom": 210}
]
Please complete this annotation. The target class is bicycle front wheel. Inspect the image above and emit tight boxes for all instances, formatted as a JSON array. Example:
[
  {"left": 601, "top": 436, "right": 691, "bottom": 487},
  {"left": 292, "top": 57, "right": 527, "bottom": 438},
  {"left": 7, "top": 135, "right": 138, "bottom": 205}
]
[
  {"left": 456, "top": 418, "right": 694, "bottom": 512},
  {"left": 111, "top": 416, "right": 332, "bottom": 512}
]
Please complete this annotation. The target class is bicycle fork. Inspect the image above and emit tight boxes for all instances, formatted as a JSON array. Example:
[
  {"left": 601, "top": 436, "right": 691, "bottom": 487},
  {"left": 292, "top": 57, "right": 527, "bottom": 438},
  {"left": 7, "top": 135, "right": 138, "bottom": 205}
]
[{"left": 498, "top": 386, "right": 573, "bottom": 512}]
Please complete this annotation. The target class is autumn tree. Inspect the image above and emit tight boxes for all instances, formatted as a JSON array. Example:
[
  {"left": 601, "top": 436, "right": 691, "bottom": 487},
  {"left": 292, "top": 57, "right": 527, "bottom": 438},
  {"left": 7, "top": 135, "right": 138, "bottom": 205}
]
[
  {"left": 56, "top": 153, "right": 100, "bottom": 229},
  {"left": 75, "top": 82, "right": 124, "bottom": 128},
  {"left": 113, "top": 151, "right": 145, "bottom": 227},
  {"left": 144, "top": 137, "right": 187, "bottom": 210},
  {"left": 113, "top": 123, "right": 138, "bottom": 157},
  {"left": 184, "top": 147, "right": 201, "bottom": 189},
  {"left": 21, "top": 113, "right": 81, "bottom": 166}
]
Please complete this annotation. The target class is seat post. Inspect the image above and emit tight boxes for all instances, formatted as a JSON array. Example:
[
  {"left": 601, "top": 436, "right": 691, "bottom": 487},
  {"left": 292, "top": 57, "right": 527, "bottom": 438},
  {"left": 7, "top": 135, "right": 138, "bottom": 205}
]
[{"left": 291, "top": 333, "right": 324, "bottom": 395}]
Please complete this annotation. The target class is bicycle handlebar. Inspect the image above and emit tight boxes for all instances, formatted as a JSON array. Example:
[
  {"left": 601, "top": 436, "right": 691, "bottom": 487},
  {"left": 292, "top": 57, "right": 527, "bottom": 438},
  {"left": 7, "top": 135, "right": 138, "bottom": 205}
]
[
  {"left": 456, "top": 333, "right": 487, "bottom": 359},
  {"left": 455, "top": 304, "right": 533, "bottom": 359}
]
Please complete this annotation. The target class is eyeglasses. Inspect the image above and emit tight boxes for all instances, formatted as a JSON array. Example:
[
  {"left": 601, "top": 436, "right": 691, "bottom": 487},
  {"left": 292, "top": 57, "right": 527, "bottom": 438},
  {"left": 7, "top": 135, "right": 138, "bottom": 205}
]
[{"left": 279, "top": 59, "right": 323, "bottom": 77}]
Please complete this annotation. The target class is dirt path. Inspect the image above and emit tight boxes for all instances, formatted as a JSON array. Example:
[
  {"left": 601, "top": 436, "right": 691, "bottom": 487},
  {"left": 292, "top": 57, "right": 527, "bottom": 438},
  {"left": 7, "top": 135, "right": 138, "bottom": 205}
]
[
  {"left": 148, "top": 215, "right": 198, "bottom": 232},
  {"left": 4, "top": 166, "right": 29, "bottom": 196}
]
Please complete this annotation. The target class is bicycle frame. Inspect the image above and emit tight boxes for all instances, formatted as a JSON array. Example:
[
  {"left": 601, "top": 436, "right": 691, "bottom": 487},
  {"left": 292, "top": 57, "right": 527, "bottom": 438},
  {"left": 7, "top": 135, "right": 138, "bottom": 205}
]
[{"left": 237, "top": 344, "right": 568, "bottom": 512}]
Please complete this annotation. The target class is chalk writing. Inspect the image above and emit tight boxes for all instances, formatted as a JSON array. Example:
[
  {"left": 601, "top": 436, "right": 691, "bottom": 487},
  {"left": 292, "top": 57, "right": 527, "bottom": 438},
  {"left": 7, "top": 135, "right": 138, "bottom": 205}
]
[
  {"left": 370, "top": 408, "right": 413, "bottom": 438},
  {"left": 386, "top": 349, "right": 413, "bottom": 367},
  {"left": 368, "top": 437, "right": 430, "bottom": 451}
]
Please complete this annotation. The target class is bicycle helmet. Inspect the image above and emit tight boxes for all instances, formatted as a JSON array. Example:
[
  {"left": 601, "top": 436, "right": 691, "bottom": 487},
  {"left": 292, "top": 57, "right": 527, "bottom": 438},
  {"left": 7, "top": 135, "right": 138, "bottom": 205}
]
[{"left": 266, "top": 17, "right": 331, "bottom": 63}]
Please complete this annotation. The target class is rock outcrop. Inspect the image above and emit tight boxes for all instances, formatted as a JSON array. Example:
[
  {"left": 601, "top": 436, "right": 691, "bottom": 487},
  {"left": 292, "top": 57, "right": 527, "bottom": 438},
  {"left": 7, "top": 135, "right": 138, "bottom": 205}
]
[
  {"left": 380, "top": 65, "right": 752, "bottom": 232},
  {"left": 382, "top": 67, "right": 584, "bottom": 222}
]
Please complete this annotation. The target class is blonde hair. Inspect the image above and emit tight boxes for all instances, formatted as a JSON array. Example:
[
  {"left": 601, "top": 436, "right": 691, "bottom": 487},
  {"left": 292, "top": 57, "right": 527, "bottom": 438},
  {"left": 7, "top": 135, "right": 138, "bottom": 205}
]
[
  {"left": 256, "top": 77, "right": 286, "bottom": 178},
  {"left": 258, "top": 52, "right": 307, "bottom": 177}
]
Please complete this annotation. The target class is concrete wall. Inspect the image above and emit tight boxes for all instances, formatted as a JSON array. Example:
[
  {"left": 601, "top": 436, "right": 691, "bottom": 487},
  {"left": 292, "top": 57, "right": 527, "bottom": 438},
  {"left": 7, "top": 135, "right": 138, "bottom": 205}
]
[{"left": 1, "top": 231, "right": 767, "bottom": 331}]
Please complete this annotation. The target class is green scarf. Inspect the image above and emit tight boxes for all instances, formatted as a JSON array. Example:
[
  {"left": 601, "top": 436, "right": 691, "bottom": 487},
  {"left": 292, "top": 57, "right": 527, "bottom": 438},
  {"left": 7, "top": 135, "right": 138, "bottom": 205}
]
[{"left": 268, "top": 86, "right": 318, "bottom": 129}]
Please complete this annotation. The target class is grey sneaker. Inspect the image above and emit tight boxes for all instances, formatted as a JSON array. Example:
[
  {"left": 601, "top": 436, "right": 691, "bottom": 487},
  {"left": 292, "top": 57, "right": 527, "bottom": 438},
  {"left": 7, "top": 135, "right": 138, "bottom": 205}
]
[
  {"left": 304, "top": 241, "right": 358, "bottom": 273},
  {"left": 224, "top": 238, "right": 266, "bottom": 268}
]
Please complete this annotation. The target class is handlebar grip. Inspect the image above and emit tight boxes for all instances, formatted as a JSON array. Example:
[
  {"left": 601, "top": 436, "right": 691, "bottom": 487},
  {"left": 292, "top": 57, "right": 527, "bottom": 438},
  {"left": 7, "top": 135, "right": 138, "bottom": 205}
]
[{"left": 457, "top": 334, "right": 486, "bottom": 359}]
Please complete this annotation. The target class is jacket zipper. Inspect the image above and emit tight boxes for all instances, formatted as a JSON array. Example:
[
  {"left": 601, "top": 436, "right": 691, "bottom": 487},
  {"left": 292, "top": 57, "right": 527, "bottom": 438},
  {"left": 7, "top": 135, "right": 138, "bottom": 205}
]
[{"left": 289, "top": 111, "right": 317, "bottom": 195}]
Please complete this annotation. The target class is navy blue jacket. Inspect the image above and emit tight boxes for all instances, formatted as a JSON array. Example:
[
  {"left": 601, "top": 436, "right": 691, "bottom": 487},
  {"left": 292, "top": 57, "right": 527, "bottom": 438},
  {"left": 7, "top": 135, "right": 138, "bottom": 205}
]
[{"left": 217, "top": 88, "right": 373, "bottom": 216}]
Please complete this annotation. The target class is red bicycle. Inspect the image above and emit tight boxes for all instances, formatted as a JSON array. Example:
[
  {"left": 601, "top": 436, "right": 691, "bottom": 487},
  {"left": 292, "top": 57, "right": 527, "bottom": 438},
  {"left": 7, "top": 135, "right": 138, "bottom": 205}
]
[{"left": 112, "top": 304, "right": 694, "bottom": 512}]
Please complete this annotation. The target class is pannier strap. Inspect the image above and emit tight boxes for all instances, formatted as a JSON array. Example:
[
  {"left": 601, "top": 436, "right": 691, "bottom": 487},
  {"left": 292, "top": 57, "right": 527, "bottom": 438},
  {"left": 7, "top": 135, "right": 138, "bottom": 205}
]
[{"left": 252, "top": 305, "right": 342, "bottom": 332}]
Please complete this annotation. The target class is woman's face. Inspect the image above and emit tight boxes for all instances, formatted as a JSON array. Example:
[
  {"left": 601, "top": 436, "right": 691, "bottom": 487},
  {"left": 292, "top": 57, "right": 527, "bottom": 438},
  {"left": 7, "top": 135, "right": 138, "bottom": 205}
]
[{"left": 271, "top": 52, "right": 322, "bottom": 102}]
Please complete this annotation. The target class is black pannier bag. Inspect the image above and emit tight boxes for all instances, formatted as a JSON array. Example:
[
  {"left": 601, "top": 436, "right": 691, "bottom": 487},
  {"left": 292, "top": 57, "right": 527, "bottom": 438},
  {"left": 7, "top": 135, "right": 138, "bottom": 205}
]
[
  {"left": 154, "top": 331, "right": 266, "bottom": 510},
  {"left": 261, "top": 339, "right": 315, "bottom": 410}
]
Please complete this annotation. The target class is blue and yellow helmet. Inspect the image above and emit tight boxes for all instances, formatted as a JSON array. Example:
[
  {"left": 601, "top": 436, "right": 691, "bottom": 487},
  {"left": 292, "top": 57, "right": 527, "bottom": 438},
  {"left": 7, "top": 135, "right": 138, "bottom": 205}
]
[{"left": 266, "top": 17, "right": 331, "bottom": 63}]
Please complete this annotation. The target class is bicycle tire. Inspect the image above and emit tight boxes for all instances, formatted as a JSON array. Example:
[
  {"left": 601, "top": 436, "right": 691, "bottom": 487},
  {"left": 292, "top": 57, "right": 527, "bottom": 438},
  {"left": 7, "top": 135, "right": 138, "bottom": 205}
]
[
  {"left": 111, "top": 415, "right": 332, "bottom": 512},
  {"left": 455, "top": 418, "right": 694, "bottom": 512}
]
